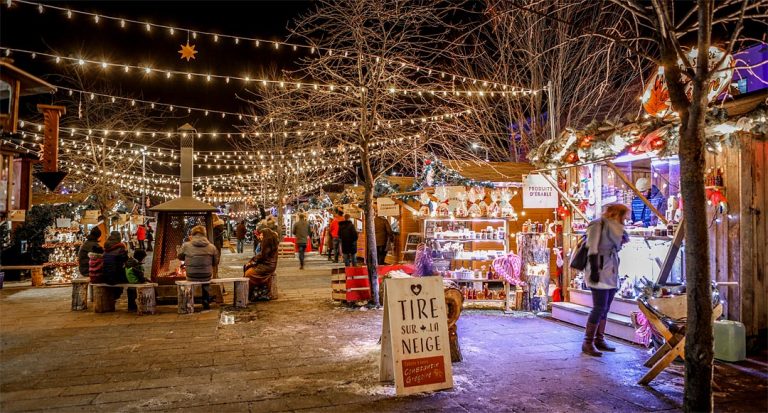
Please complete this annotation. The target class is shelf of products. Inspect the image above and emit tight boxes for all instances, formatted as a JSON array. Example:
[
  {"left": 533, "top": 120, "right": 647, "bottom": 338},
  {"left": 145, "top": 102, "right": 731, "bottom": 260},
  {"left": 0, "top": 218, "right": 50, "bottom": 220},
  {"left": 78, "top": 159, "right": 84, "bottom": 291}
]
[
  {"left": 424, "top": 218, "right": 512, "bottom": 310},
  {"left": 43, "top": 226, "right": 84, "bottom": 284}
]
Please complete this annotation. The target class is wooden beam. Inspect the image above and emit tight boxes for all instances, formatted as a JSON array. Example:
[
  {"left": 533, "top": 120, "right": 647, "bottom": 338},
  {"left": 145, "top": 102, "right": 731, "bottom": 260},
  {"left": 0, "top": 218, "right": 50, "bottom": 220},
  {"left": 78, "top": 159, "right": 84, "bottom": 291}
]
[
  {"left": 605, "top": 161, "right": 668, "bottom": 225},
  {"left": 657, "top": 217, "right": 685, "bottom": 286},
  {"left": 539, "top": 173, "right": 589, "bottom": 222}
]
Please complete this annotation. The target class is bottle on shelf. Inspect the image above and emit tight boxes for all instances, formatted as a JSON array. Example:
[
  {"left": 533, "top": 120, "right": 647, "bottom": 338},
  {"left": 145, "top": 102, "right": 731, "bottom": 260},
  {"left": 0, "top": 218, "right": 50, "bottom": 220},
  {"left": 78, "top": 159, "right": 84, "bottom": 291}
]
[{"left": 715, "top": 168, "right": 724, "bottom": 187}]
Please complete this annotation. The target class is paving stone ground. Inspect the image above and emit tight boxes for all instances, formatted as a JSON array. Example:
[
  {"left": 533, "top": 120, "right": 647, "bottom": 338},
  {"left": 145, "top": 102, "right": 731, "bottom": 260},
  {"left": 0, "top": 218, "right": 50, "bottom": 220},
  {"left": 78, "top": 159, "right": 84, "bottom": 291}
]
[{"left": 1, "top": 250, "right": 766, "bottom": 412}]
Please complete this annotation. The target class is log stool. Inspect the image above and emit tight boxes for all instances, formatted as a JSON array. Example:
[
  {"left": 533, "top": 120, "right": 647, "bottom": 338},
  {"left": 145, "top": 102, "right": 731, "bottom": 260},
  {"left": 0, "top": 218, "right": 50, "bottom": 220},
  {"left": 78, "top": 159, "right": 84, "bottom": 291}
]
[
  {"left": 135, "top": 284, "right": 158, "bottom": 315},
  {"left": 71, "top": 278, "right": 89, "bottom": 311},
  {"left": 444, "top": 286, "right": 464, "bottom": 362},
  {"left": 92, "top": 284, "right": 117, "bottom": 313},
  {"left": 211, "top": 278, "right": 249, "bottom": 308}
]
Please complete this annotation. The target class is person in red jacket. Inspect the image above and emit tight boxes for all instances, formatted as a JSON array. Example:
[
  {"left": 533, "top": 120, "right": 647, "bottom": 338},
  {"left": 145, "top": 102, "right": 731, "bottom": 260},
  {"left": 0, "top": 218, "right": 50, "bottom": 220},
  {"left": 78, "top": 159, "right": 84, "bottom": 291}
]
[
  {"left": 328, "top": 209, "right": 344, "bottom": 263},
  {"left": 136, "top": 224, "right": 147, "bottom": 250}
]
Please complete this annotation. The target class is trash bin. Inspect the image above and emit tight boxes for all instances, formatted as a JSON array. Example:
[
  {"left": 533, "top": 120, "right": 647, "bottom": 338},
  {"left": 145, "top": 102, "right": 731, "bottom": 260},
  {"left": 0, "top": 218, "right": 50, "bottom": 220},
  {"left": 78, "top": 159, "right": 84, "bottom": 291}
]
[{"left": 714, "top": 320, "right": 746, "bottom": 362}]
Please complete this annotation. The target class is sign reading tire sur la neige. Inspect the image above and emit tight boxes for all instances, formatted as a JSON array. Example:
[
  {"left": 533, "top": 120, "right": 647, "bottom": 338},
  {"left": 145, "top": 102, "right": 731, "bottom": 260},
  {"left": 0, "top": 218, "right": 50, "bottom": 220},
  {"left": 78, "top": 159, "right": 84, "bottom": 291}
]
[{"left": 380, "top": 276, "right": 453, "bottom": 395}]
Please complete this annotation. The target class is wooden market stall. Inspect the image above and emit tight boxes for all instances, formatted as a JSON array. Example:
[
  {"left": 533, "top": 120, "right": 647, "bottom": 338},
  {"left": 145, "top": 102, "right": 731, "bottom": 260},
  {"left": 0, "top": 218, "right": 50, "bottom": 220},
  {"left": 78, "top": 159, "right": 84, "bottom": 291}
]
[{"left": 532, "top": 90, "right": 767, "bottom": 345}]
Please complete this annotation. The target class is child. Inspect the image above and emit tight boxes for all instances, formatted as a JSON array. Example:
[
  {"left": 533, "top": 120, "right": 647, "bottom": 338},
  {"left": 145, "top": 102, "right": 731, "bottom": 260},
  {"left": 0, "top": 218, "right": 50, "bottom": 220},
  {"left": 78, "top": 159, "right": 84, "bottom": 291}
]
[
  {"left": 88, "top": 247, "right": 105, "bottom": 284},
  {"left": 125, "top": 249, "right": 148, "bottom": 312}
]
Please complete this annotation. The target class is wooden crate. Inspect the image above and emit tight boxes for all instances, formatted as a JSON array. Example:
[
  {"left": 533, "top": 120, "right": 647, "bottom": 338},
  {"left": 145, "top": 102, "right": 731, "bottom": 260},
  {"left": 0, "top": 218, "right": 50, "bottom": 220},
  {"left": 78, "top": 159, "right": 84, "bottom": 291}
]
[
  {"left": 278, "top": 242, "right": 296, "bottom": 259},
  {"left": 331, "top": 268, "right": 347, "bottom": 301}
]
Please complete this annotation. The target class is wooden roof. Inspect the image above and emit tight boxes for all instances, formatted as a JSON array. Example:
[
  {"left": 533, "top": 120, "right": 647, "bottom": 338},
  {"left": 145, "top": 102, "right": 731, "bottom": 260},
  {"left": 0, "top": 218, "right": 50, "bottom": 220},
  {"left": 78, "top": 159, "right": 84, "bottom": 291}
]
[
  {"left": 719, "top": 89, "right": 768, "bottom": 117},
  {"left": 0, "top": 60, "right": 56, "bottom": 96},
  {"left": 444, "top": 161, "right": 535, "bottom": 183}
]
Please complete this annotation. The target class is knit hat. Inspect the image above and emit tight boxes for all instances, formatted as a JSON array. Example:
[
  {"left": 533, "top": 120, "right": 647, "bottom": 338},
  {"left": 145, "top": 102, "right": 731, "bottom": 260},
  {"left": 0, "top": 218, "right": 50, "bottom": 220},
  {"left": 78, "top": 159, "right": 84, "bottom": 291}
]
[
  {"left": 87, "top": 226, "right": 102, "bottom": 240},
  {"left": 635, "top": 178, "right": 651, "bottom": 193},
  {"left": 107, "top": 231, "right": 121, "bottom": 243}
]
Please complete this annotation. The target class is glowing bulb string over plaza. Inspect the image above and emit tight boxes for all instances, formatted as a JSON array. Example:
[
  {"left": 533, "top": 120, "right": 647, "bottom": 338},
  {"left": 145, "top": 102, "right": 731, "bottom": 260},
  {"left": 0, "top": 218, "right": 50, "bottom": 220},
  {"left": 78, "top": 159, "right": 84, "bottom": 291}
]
[
  {"left": 8, "top": 0, "right": 538, "bottom": 93},
  {"left": 2, "top": 47, "right": 541, "bottom": 98}
]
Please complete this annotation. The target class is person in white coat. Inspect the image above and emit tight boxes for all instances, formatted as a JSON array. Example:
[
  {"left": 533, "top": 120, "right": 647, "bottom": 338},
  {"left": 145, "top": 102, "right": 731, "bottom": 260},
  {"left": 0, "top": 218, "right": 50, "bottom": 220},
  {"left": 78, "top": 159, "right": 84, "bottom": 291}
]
[{"left": 583, "top": 203, "right": 629, "bottom": 357}]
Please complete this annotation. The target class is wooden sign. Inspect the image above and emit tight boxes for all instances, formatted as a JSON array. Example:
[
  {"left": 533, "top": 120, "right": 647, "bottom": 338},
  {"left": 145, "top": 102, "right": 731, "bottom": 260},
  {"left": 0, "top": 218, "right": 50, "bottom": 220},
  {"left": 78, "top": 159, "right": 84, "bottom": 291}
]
[
  {"left": 380, "top": 276, "right": 453, "bottom": 395},
  {"left": 9, "top": 210, "right": 26, "bottom": 222},
  {"left": 377, "top": 197, "right": 400, "bottom": 217},
  {"left": 523, "top": 174, "right": 558, "bottom": 209},
  {"left": 55, "top": 218, "right": 71, "bottom": 228},
  {"left": 81, "top": 210, "right": 99, "bottom": 224}
]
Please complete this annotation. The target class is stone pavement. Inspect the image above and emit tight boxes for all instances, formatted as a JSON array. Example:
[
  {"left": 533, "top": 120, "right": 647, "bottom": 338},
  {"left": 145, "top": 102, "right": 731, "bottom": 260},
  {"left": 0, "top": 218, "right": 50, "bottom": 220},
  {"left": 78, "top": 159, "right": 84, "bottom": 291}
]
[{"left": 0, "top": 250, "right": 766, "bottom": 412}]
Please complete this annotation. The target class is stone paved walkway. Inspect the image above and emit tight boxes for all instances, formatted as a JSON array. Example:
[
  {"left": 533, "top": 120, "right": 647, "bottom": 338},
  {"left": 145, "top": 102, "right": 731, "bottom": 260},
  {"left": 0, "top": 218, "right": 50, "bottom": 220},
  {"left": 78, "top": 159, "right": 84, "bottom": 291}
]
[{"left": 1, "top": 250, "right": 765, "bottom": 412}]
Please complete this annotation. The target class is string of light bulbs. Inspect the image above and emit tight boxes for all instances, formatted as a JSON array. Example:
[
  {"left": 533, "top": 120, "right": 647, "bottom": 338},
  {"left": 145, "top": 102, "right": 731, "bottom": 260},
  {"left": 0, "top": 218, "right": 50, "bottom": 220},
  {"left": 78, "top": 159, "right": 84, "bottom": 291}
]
[
  {"left": 8, "top": 0, "right": 537, "bottom": 93},
  {"left": 2, "top": 47, "right": 538, "bottom": 98}
]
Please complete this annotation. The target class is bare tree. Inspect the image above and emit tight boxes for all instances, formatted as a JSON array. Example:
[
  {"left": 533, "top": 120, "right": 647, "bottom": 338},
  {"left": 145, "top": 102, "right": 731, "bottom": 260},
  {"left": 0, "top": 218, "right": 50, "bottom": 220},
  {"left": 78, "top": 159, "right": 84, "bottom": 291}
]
[
  {"left": 280, "top": 0, "right": 503, "bottom": 306},
  {"left": 456, "top": 0, "right": 651, "bottom": 158}
]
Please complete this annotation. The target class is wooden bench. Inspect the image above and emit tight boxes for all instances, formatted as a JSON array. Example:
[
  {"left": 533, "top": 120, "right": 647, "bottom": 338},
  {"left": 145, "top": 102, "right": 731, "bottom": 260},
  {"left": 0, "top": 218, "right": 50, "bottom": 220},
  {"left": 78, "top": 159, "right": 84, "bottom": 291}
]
[
  {"left": 211, "top": 278, "right": 249, "bottom": 308},
  {"left": 71, "top": 278, "right": 90, "bottom": 310},
  {"left": 0, "top": 265, "right": 44, "bottom": 286},
  {"left": 91, "top": 283, "right": 158, "bottom": 315}
]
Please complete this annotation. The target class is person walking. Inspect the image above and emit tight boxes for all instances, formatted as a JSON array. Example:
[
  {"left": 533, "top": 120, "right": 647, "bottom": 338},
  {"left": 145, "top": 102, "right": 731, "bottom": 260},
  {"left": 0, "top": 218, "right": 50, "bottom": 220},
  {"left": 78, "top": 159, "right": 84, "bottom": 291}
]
[
  {"left": 235, "top": 220, "right": 247, "bottom": 254},
  {"left": 582, "top": 203, "right": 629, "bottom": 357},
  {"left": 374, "top": 213, "right": 393, "bottom": 265},
  {"left": 178, "top": 225, "right": 219, "bottom": 310},
  {"left": 329, "top": 209, "right": 344, "bottom": 263},
  {"left": 136, "top": 224, "right": 147, "bottom": 250},
  {"left": 338, "top": 214, "right": 358, "bottom": 267},
  {"left": 78, "top": 227, "right": 102, "bottom": 278},
  {"left": 145, "top": 226, "right": 154, "bottom": 251},
  {"left": 292, "top": 213, "right": 311, "bottom": 269}
]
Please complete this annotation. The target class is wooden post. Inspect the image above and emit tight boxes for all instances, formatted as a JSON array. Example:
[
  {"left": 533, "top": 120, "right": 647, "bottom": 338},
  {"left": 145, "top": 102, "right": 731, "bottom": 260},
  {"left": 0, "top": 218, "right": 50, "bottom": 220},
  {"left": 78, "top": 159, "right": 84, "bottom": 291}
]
[
  {"left": 444, "top": 287, "right": 463, "bottom": 362},
  {"left": 71, "top": 279, "right": 89, "bottom": 311},
  {"left": 30, "top": 267, "right": 44, "bottom": 287},
  {"left": 136, "top": 285, "right": 157, "bottom": 315},
  {"left": 605, "top": 161, "right": 668, "bottom": 225},
  {"left": 93, "top": 285, "right": 116, "bottom": 313},
  {"left": 176, "top": 282, "right": 195, "bottom": 314},
  {"left": 36, "top": 105, "right": 67, "bottom": 173},
  {"left": 234, "top": 280, "right": 248, "bottom": 308}
]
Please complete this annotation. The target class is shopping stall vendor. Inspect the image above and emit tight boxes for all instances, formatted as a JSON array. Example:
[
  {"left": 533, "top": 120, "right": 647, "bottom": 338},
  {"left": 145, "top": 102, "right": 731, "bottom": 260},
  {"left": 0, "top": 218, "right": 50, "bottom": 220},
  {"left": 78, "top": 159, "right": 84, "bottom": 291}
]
[{"left": 631, "top": 177, "right": 666, "bottom": 227}]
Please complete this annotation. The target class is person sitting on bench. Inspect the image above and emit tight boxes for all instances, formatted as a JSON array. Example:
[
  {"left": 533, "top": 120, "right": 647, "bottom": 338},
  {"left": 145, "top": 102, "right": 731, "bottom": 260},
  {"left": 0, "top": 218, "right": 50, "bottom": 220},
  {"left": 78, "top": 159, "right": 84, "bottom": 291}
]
[
  {"left": 103, "top": 231, "right": 129, "bottom": 299},
  {"left": 244, "top": 227, "right": 278, "bottom": 301},
  {"left": 125, "top": 249, "right": 148, "bottom": 312},
  {"left": 178, "top": 225, "right": 219, "bottom": 310}
]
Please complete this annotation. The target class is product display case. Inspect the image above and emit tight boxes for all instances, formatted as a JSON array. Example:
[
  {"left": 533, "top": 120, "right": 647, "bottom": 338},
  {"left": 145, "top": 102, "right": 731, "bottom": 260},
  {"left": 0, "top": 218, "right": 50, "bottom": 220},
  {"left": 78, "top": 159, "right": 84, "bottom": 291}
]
[{"left": 423, "top": 218, "right": 512, "bottom": 310}]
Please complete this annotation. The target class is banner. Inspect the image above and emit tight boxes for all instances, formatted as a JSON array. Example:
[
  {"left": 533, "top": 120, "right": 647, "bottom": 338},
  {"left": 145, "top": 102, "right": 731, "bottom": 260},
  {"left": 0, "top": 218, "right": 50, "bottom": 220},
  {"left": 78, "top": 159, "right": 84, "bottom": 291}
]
[{"left": 523, "top": 174, "right": 558, "bottom": 209}]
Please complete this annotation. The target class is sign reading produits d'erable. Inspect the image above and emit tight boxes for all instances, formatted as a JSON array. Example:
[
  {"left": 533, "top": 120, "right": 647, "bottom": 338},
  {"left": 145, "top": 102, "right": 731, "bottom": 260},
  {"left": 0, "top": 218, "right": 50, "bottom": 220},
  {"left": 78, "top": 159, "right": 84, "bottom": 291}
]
[
  {"left": 380, "top": 276, "right": 453, "bottom": 395},
  {"left": 522, "top": 174, "right": 558, "bottom": 209}
]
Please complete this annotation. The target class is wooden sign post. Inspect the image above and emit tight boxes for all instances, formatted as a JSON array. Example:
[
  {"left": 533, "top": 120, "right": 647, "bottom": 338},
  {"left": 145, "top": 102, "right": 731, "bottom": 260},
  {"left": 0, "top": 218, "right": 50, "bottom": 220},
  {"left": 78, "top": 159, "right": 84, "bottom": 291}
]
[{"left": 380, "top": 276, "right": 453, "bottom": 395}]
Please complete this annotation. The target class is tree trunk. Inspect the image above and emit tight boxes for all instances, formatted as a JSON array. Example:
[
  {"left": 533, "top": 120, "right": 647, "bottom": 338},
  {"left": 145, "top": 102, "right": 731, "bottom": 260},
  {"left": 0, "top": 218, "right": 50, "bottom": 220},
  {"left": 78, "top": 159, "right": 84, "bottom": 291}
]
[
  {"left": 661, "top": 4, "right": 715, "bottom": 409},
  {"left": 360, "top": 147, "right": 380, "bottom": 306}
]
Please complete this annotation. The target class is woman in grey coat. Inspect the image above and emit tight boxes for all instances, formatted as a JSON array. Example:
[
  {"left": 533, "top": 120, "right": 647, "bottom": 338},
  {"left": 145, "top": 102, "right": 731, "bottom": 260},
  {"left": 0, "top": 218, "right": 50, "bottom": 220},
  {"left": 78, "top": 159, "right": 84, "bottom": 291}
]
[
  {"left": 583, "top": 203, "right": 629, "bottom": 357},
  {"left": 178, "top": 225, "right": 219, "bottom": 309}
]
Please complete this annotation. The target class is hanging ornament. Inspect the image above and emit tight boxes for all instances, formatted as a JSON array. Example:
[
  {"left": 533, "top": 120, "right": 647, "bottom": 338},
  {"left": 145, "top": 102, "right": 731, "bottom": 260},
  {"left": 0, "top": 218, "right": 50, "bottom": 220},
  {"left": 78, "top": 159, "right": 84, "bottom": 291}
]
[
  {"left": 564, "top": 152, "right": 579, "bottom": 164},
  {"left": 178, "top": 42, "right": 198, "bottom": 61},
  {"left": 557, "top": 205, "right": 571, "bottom": 219},
  {"left": 578, "top": 136, "right": 593, "bottom": 148}
]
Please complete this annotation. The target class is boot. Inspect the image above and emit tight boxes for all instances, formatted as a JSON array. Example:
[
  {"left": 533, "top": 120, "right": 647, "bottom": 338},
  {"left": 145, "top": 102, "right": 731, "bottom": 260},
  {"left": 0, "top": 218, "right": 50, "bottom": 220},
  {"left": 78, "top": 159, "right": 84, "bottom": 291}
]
[
  {"left": 595, "top": 319, "right": 616, "bottom": 352},
  {"left": 582, "top": 322, "right": 603, "bottom": 357}
]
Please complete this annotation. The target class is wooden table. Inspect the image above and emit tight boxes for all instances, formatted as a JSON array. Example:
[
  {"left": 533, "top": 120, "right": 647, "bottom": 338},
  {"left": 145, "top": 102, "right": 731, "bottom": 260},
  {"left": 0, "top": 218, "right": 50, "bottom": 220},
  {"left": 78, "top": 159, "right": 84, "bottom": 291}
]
[{"left": 637, "top": 295, "right": 723, "bottom": 385}]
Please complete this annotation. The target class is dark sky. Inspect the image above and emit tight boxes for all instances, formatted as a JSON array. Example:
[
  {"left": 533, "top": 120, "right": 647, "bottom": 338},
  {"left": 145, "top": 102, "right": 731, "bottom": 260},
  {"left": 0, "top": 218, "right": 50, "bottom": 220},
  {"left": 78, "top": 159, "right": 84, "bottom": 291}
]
[{"left": 2, "top": 0, "right": 314, "bottom": 151}]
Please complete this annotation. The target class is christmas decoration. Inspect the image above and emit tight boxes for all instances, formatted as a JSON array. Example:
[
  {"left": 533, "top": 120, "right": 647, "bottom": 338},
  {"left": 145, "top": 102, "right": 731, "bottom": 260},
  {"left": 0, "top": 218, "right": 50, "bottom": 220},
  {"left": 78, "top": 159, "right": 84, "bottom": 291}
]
[
  {"left": 178, "top": 42, "right": 198, "bottom": 61},
  {"left": 492, "top": 252, "right": 524, "bottom": 286},
  {"left": 413, "top": 243, "right": 434, "bottom": 276}
]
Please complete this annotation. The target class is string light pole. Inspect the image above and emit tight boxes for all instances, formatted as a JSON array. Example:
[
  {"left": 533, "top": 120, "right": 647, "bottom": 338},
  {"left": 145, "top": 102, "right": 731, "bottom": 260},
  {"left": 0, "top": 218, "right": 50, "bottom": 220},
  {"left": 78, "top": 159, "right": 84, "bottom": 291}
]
[{"left": 141, "top": 146, "right": 147, "bottom": 219}]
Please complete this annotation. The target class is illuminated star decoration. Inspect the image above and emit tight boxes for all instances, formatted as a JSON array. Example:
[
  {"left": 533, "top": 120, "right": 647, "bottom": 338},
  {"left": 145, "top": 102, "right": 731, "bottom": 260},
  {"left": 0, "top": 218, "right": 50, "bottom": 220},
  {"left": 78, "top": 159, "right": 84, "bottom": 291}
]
[{"left": 178, "top": 42, "right": 198, "bottom": 61}]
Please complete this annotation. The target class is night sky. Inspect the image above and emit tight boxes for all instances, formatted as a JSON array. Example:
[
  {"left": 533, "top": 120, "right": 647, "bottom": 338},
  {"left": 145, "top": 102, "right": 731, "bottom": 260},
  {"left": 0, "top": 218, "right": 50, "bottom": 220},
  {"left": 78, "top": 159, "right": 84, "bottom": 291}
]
[{"left": 2, "top": 0, "right": 314, "bottom": 151}]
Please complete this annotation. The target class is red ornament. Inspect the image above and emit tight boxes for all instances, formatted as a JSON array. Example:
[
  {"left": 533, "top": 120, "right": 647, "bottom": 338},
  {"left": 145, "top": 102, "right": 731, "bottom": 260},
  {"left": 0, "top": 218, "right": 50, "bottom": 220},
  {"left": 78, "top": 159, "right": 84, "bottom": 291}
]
[
  {"left": 578, "top": 136, "right": 593, "bottom": 148},
  {"left": 557, "top": 205, "right": 571, "bottom": 218},
  {"left": 650, "top": 137, "right": 666, "bottom": 150},
  {"left": 424, "top": 159, "right": 432, "bottom": 165},
  {"left": 564, "top": 152, "right": 579, "bottom": 163}
]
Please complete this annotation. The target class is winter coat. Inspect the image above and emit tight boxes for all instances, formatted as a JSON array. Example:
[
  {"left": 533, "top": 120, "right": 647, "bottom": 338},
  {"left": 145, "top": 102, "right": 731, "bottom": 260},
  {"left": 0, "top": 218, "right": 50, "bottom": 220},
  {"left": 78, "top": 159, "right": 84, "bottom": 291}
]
[
  {"left": 103, "top": 241, "right": 129, "bottom": 285},
  {"left": 245, "top": 229, "right": 278, "bottom": 286},
  {"left": 88, "top": 252, "right": 104, "bottom": 283},
  {"left": 146, "top": 230, "right": 153, "bottom": 242},
  {"left": 78, "top": 239, "right": 103, "bottom": 277},
  {"left": 125, "top": 257, "right": 147, "bottom": 284},
  {"left": 374, "top": 216, "right": 393, "bottom": 247},
  {"left": 178, "top": 234, "right": 219, "bottom": 281},
  {"left": 585, "top": 217, "right": 627, "bottom": 290},
  {"left": 329, "top": 215, "right": 344, "bottom": 238},
  {"left": 213, "top": 224, "right": 226, "bottom": 251},
  {"left": 338, "top": 221, "right": 358, "bottom": 254},
  {"left": 292, "top": 220, "right": 311, "bottom": 245},
  {"left": 235, "top": 223, "right": 247, "bottom": 240},
  {"left": 136, "top": 226, "right": 146, "bottom": 241},
  {"left": 631, "top": 185, "right": 666, "bottom": 227}
]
